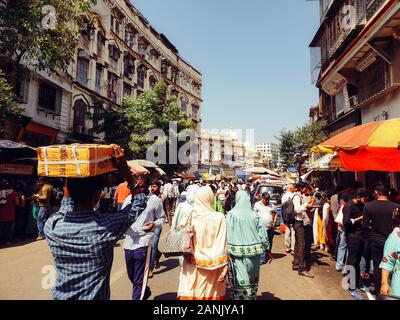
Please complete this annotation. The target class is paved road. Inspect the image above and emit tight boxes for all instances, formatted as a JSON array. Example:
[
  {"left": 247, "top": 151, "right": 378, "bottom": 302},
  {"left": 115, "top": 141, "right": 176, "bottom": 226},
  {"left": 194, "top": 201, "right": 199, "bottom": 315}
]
[{"left": 0, "top": 228, "right": 352, "bottom": 300}]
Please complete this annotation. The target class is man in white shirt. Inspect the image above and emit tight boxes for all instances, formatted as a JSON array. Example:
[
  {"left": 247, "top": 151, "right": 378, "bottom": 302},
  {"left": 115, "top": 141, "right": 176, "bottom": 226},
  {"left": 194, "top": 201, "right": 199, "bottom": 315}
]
[
  {"left": 292, "top": 183, "right": 316, "bottom": 278},
  {"left": 282, "top": 184, "right": 297, "bottom": 255},
  {"left": 123, "top": 176, "right": 166, "bottom": 300},
  {"left": 254, "top": 192, "right": 277, "bottom": 264},
  {"left": 217, "top": 181, "right": 227, "bottom": 203}
]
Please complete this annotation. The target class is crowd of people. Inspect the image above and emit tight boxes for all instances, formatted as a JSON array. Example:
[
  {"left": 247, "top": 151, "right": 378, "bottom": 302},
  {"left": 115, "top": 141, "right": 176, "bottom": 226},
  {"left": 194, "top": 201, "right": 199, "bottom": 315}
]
[
  {"left": 1, "top": 147, "right": 400, "bottom": 301},
  {"left": 279, "top": 182, "right": 400, "bottom": 300}
]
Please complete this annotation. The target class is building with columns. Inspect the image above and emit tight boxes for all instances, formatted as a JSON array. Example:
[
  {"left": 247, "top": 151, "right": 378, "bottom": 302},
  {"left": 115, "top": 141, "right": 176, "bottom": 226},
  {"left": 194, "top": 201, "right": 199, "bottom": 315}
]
[{"left": 12, "top": 0, "right": 202, "bottom": 146}]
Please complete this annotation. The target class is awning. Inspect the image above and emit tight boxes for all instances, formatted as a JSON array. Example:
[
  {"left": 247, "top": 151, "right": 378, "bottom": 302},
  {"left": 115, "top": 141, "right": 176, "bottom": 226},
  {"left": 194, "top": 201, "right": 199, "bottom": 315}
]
[
  {"left": 244, "top": 167, "right": 269, "bottom": 174},
  {"left": 313, "top": 118, "right": 400, "bottom": 171},
  {"left": 307, "top": 154, "right": 342, "bottom": 171},
  {"left": 0, "top": 140, "right": 37, "bottom": 162}
]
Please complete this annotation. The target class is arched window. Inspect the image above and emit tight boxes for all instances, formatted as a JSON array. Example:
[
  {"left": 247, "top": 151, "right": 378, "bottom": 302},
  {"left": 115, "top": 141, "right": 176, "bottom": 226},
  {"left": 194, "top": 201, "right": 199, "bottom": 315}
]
[
  {"left": 181, "top": 95, "right": 188, "bottom": 114},
  {"left": 137, "top": 65, "right": 146, "bottom": 89},
  {"left": 149, "top": 75, "right": 157, "bottom": 88},
  {"left": 73, "top": 100, "right": 87, "bottom": 135}
]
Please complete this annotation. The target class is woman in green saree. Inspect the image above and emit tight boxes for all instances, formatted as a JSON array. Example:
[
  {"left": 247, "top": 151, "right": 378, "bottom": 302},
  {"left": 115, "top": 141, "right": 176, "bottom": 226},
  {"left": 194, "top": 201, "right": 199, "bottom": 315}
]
[{"left": 226, "top": 190, "right": 270, "bottom": 300}]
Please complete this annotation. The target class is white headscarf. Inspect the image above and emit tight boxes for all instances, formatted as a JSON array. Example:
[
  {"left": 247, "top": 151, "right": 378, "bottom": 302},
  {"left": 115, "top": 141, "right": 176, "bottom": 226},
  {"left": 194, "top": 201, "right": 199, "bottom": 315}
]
[{"left": 172, "top": 185, "right": 200, "bottom": 228}]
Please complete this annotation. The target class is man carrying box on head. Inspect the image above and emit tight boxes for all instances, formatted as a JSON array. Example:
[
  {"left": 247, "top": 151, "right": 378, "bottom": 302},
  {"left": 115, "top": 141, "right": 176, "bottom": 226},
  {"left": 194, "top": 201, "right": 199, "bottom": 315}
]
[{"left": 43, "top": 145, "right": 148, "bottom": 300}]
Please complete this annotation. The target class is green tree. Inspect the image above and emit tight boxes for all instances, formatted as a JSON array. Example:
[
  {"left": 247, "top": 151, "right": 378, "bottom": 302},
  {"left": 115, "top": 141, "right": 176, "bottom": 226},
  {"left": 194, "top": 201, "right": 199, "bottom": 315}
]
[
  {"left": 277, "top": 129, "right": 297, "bottom": 169},
  {"left": 123, "top": 81, "right": 196, "bottom": 176},
  {"left": 0, "top": 0, "right": 96, "bottom": 136},
  {"left": 277, "top": 120, "right": 327, "bottom": 178},
  {"left": 88, "top": 97, "right": 132, "bottom": 158},
  {"left": 0, "top": 70, "right": 24, "bottom": 136},
  {"left": 0, "top": 0, "right": 96, "bottom": 77}
]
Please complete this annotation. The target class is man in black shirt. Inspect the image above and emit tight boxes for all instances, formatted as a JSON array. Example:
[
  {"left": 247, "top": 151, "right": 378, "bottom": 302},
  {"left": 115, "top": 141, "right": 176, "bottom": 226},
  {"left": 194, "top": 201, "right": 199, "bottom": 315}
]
[
  {"left": 362, "top": 184, "right": 400, "bottom": 295},
  {"left": 343, "top": 188, "right": 369, "bottom": 297}
]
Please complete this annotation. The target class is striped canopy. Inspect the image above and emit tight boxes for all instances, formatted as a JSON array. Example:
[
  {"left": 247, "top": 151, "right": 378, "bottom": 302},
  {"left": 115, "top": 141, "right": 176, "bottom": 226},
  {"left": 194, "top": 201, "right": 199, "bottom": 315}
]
[{"left": 313, "top": 118, "right": 400, "bottom": 172}]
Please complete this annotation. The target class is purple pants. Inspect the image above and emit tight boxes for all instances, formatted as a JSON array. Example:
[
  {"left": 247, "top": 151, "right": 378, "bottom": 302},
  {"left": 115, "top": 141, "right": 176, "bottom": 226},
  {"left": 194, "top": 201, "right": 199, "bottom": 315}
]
[{"left": 124, "top": 247, "right": 151, "bottom": 300}]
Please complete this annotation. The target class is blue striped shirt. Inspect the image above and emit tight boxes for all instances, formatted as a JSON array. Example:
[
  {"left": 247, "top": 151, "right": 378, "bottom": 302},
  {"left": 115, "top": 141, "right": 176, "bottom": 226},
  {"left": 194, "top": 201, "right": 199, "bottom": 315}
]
[{"left": 44, "top": 194, "right": 147, "bottom": 300}]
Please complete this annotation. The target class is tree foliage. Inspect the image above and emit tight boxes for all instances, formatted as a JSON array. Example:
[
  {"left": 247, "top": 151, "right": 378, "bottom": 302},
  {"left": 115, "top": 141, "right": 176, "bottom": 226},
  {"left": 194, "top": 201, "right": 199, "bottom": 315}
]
[
  {"left": 0, "top": 0, "right": 97, "bottom": 74},
  {"left": 88, "top": 97, "right": 132, "bottom": 158},
  {"left": 0, "top": 0, "right": 97, "bottom": 137},
  {"left": 277, "top": 129, "right": 297, "bottom": 168},
  {"left": 277, "top": 120, "right": 328, "bottom": 176},
  {"left": 0, "top": 70, "right": 24, "bottom": 135},
  {"left": 123, "top": 81, "right": 196, "bottom": 176}
]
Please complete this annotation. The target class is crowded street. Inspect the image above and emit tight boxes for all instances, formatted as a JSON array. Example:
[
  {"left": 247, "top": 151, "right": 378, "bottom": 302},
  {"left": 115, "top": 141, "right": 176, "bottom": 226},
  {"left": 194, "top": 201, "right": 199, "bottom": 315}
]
[
  {"left": 1, "top": 0, "right": 400, "bottom": 307},
  {"left": 0, "top": 228, "right": 351, "bottom": 300}
]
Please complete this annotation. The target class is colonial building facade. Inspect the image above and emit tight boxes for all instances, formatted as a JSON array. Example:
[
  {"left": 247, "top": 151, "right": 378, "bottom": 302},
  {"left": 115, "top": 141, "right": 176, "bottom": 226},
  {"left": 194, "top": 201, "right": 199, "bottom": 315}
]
[
  {"left": 198, "top": 129, "right": 251, "bottom": 179},
  {"left": 310, "top": 0, "right": 400, "bottom": 189},
  {"left": 11, "top": 0, "right": 202, "bottom": 147}
]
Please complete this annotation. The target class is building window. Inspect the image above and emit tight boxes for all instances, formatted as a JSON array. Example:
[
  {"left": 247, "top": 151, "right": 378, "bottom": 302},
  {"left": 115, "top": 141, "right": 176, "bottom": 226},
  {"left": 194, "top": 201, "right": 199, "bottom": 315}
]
[
  {"left": 137, "top": 65, "right": 146, "bottom": 89},
  {"left": 107, "top": 72, "right": 118, "bottom": 102},
  {"left": 161, "top": 62, "right": 168, "bottom": 76},
  {"left": 335, "top": 91, "right": 345, "bottom": 117},
  {"left": 14, "top": 72, "right": 29, "bottom": 103},
  {"left": 111, "top": 15, "right": 120, "bottom": 35},
  {"left": 76, "top": 57, "right": 89, "bottom": 87},
  {"left": 181, "top": 96, "right": 188, "bottom": 114},
  {"left": 125, "top": 27, "right": 136, "bottom": 48},
  {"left": 95, "top": 64, "right": 103, "bottom": 94},
  {"left": 109, "top": 44, "right": 120, "bottom": 61},
  {"left": 358, "top": 58, "right": 390, "bottom": 103},
  {"left": 73, "top": 100, "right": 87, "bottom": 135},
  {"left": 192, "top": 104, "right": 199, "bottom": 119},
  {"left": 171, "top": 67, "right": 179, "bottom": 82},
  {"left": 97, "top": 32, "right": 105, "bottom": 58},
  {"left": 38, "top": 81, "right": 61, "bottom": 113},
  {"left": 123, "top": 83, "right": 133, "bottom": 97},
  {"left": 124, "top": 55, "right": 135, "bottom": 79},
  {"left": 149, "top": 75, "right": 157, "bottom": 88},
  {"left": 138, "top": 43, "right": 148, "bottom": 59}
]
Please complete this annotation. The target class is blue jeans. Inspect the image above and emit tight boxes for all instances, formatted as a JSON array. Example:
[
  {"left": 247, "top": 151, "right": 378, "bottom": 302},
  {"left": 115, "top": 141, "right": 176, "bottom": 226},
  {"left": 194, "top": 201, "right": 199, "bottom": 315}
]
[
  {"left": 336, "top": 229, "right": 347, "bottom": 271},
  {"left": 150, "top": 227, "right": 162, "bottom": 270},
  {"left": 37, "top": 207, "right": 50, "bottom": 237}
]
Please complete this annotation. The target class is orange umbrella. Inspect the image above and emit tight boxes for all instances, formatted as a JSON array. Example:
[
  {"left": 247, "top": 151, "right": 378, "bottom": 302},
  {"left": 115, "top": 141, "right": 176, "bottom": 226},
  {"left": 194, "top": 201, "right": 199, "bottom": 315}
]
[{"left": 313, "top": 118, "right": 400, "bottom": 172}]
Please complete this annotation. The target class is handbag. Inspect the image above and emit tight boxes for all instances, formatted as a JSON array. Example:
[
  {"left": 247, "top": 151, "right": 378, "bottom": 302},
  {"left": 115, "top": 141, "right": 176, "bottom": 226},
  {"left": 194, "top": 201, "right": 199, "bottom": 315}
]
[{"left": 162, "top": 211, "right": 194, "bottom": 258}]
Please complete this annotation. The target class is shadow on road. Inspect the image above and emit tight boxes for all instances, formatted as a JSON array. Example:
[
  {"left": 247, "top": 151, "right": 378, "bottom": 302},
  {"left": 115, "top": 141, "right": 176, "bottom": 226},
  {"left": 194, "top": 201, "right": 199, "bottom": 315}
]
[
  {"left": 153, "top": 292, "right": 178, "bottom": 300},
  {"left": 259, "top": 291, "right": 282, "bottom": 300},
  {"left": 271, "top": 253, "right": 286, "bottom": 260},
  {"left": 0, "top": 237, "right": 37, "bottom": 249},
  {"left": 312, "top": 251, "right": 330, "bottom": 267},
  {"left": 154, "top": 258, "right": 179, "bottom": 275}
]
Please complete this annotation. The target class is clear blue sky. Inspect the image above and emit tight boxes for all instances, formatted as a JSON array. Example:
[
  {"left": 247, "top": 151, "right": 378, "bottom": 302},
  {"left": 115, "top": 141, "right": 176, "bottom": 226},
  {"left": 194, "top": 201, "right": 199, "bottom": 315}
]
[{"left": 132, "top": 0, "right": 320, "bottom": 143}]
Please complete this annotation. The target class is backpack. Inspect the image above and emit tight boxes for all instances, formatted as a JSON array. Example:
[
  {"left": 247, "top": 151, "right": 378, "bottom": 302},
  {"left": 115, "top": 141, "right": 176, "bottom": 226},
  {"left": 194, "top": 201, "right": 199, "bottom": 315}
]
[{"left": 282, "top": 194, "right": 300, "bottom": 224}]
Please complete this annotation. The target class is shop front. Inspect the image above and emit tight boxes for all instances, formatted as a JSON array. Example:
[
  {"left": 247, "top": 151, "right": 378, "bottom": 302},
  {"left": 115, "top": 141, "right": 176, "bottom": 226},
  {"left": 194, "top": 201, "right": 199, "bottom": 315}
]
[{"left": 16, "top": 122, "right": 58, "bottom": 147}]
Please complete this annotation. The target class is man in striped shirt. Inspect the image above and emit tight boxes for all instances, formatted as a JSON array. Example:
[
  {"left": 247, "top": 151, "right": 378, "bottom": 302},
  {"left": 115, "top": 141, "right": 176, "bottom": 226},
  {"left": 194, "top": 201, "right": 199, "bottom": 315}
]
[{"left": 44, "top": 146, "right": 147, "bottom": 300}]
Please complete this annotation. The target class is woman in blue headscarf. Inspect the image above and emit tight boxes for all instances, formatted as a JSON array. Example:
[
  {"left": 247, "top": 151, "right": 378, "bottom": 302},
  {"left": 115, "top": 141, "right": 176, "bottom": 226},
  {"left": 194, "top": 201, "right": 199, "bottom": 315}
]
[{"left": 227, "top": 190, "right": 270, "bottom": 300}]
